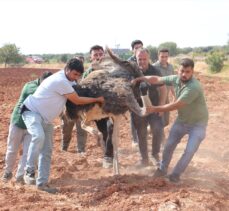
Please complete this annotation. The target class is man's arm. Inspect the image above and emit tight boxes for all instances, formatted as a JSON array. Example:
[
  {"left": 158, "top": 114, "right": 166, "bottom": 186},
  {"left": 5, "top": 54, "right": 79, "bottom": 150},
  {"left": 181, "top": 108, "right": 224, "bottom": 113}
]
[
  {"left": 170, "top": 86, "right": 176, "bottom": 101},
  {"left": 132, "top": 75, "right": 164, "bottom": 85},
  {"left": 158, "top": 84, "right": 167, "bottom": 106},
  {"left": 147, "top": 99, "right": 186, "bottom": 113},
  {"left": 157, "top": 84, "right": 167, "bottom": 116},
  {"left": 64, "top": 92, "right": 104, "bottom": 105}
]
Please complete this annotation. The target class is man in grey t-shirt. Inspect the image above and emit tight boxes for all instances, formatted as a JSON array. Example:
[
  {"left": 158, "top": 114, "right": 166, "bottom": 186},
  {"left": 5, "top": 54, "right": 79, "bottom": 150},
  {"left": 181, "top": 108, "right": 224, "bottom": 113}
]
[{"left": 153, "top": 48, "right": 175, "bottom": 127}]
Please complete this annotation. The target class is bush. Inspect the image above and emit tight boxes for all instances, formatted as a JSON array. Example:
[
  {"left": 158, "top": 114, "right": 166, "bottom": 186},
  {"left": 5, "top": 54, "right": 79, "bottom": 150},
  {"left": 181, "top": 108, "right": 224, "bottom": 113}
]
[
  {"left": 206, "top": 52, "right": 226, "bottom": 73},
  {"left": 146, "top": 45, "right": 158, "bottom": 62},
  {"left": 0, "top": 43, "right": 25, "bottom": 67}
]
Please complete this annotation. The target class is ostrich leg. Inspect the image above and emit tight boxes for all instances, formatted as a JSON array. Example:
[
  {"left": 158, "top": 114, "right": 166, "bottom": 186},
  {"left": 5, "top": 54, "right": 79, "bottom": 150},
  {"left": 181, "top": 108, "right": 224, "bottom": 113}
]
[{"left": 111, "top": 115, "right": 122, "bottom": 175}]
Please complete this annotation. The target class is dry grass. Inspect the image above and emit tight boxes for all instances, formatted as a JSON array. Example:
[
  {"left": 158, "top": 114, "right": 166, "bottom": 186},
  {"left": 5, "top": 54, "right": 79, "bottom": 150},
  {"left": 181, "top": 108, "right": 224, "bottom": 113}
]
[
  {"left": 0, "top": 62, "right": 90, "bottom": 70},
  {"left": 1, "top": 60, "right": 229, "bottom": 80},
  {"left": 171, "top": 56, "right": 229, "bottom": 80}
]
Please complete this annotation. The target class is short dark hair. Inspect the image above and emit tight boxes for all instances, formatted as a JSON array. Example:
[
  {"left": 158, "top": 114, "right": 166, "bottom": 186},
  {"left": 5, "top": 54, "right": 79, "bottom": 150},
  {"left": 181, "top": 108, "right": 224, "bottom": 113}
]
[
  {"left": 89, "top": 45, "right": 104, "bottom": 54},
  {"left": 65, "top": 58, "right": 84, "bottom": 74},
  {"left": 39, "top": 71, "right": 53, "bottom": 83},
  {"left": 131, "top": 40, "right": 143, "bottom": 50},
  {"left": 136, "top": 48, "right": 150, "bottom": 55},
  {"left": 75, "top": 55, "right": 85, "bottom": 63},
  {"left": 158, "top": 48, "right": 169, "bottom": 54},
  {"left": 180, "top": 58, "right": 194, "bottom": 68}
]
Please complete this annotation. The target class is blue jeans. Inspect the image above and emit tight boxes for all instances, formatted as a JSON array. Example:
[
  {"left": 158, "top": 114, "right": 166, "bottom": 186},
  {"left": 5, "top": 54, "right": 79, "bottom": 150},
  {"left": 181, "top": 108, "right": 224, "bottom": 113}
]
[
  {"left": 160, "top": 121, "right": 207, "bottom": 177},
  {"left": 22, "top": 111, "right": 53, "bottom": 186}
]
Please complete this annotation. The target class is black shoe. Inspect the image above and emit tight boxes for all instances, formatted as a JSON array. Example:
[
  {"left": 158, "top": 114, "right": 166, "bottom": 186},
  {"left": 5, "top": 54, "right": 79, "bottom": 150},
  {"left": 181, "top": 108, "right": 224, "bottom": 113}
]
[
  {"left": 15, "top": 175, "right": 25, "bottom": 184},
  {"left": 24, "top": 169, "right": 36, "bottom": 185},
  {"left": 37, "top": 184, "right": 58, "bottom": 194},
  {"left": 153, "top": 168, "right": 167, "bottom": 178},
  {"left": 62, "top": 146, "right": 68, "bottom": 151},
  {"left": 1, "top": 171, "right": 13, "bottom": 182},
  {"left": 168, "top": 174, "right": 180, "bottom": 183}
]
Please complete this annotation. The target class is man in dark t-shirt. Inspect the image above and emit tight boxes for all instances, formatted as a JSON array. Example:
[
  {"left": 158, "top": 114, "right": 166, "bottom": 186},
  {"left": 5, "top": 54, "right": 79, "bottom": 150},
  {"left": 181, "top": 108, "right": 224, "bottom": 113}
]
[{"left": 132, "top": 48, "right": 167, "bottom": 167}]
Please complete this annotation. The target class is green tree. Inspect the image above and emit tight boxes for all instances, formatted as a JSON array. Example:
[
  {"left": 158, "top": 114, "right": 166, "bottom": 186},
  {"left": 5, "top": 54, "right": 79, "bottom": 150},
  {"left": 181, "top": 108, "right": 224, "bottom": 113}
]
[
  {"left": 206, "top": 52, "right": 226, "bottom": 73},
  {"left": 146, "top": 45, "right": 158, "bottom": 62},
  {"left": 119, "top": 51, "right": 132, "bottom": 60},
  {"left": 158, "top": 42, "right": 178, "bottom": 56},
  {"left": 0, "top": 43, "right": 24, "bottom": 67},
  {"left": 60, "top": 54, "right": 68, "bottom": 63},
  {"left": 178, "top": 47, "right": 193, "bottom": 54}
]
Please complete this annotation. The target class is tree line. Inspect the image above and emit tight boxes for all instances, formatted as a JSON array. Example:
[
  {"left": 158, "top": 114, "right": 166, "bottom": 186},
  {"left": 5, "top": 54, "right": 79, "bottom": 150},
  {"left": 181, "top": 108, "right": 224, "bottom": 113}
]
[{"left": 0, "top": 42, "right": 229, "bottom": 73}]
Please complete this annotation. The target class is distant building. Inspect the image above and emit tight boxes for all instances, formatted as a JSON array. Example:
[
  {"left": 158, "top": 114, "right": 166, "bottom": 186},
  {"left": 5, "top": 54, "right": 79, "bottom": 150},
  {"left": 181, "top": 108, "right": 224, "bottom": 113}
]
[
  {"left": 111, "top": 48, "right": 130, "bottom": 55},
  {"left": 25, "top": 55, "right": 44, "bottom": 64}
]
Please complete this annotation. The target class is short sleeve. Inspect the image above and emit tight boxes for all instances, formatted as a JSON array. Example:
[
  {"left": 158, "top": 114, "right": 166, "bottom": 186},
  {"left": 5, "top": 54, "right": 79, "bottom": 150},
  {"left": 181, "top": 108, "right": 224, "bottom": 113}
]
[
  {"left": 55, "top": 80, "right": 74, "bottom": 95},
  {"left": 161, "top": 75, "right": 177, "bottom": 86}
]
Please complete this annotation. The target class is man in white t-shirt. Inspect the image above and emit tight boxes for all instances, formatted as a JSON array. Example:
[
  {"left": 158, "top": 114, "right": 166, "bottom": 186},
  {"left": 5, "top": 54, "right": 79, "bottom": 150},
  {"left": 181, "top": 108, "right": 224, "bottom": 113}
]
[{"left": 21, "top": 58, "right": 104, "bottom": 193}]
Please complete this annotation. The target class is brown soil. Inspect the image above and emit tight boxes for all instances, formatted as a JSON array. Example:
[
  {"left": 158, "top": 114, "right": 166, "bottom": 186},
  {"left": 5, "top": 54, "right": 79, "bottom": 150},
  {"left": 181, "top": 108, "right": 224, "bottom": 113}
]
[{"left": 0, "top": 68, "right": 228, "bottom": 211}]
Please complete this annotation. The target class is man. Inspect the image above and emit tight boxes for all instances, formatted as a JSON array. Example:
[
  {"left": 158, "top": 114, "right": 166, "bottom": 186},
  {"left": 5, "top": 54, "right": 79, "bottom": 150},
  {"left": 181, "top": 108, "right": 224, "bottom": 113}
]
[
  {"left": 128, "top": 39, "right": 144, "bottom": 62},
  {"left": 127, "top": 40, "right": 144, "bottom": 147},
  {"left": 61, "top": 56, "right": 87, "bottom": 154},
  {"left": 132, "top": 58, "right": 208, "bottom": 182},
  {"left": 82, "top": 45, "right": 114, "bottom": 168},
  {"left": 153, "top": 48, "right": 175, "bottom": 127},
  {"left": 132, "top": 48, "right": 167, "bottom": 166},
  {"left": 1, "top": 71, "right": 52, "bottom": 183},
  {"left": 21, "top": 58, "right": 104, "bottom": 193}
]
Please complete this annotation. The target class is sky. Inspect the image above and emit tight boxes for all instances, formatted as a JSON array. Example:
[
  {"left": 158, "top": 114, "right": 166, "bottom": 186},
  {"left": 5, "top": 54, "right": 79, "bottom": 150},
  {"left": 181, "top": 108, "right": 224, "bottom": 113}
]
[{"left": 0, "top": 0, "right": 229, "bottom": 54}]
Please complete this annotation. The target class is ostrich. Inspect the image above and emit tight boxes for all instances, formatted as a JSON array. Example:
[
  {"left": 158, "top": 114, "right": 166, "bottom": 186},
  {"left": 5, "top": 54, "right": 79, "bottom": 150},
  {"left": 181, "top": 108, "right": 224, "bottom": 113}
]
[{"left": 65, "top": 48, "right": 151, "bottom": 175}]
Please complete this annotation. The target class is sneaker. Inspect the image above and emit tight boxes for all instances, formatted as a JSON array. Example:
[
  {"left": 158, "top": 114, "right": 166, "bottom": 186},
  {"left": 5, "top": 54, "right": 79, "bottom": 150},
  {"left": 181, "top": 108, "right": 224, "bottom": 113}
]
[
  {"left": 102, "top": 157, "right": 113, "bottom": 169},
  {"left": 153, "top": 168, "right": 167, "bottom": 178},
  {"left": 62, "top": 146, "right": 68, "bottom": 151},
  {"left": 78, "top": 152, "right": 86, "bottom": 157},
  {"left": 131, "top": 141, "right": 138, "bottom": 148},
  {"left": 37, "top": 183, "right": 58, "bottom": 194},
  {"left": 168, "top": 174, "right": 180, "bottom": 183},
  {"left": 15, "top": 175, "right": 24, "bottom": 184},
  {"left": 135, "top": 159, "right": 149, "bottom": 168},
  {"left": 1, "top": 171, "right": 13, "bottom": 182},
  {"left": 24, "top": 169, "right": 36, "bottom": 185},
  {"left": 150, "top": 154, "right": 160, "bottom": 167}
]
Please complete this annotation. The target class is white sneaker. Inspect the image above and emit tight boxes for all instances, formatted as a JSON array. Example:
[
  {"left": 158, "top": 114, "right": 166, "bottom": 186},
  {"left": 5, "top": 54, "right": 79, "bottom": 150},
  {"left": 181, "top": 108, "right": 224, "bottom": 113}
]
[
  {"left": 131, "top": 142, "right": 138, "bottom": 151},
  {"left": 102, "top": 157, "right": 113, "bottom": 169},
  {"left": 24, "top": 170, "right": 36, "bottom": 185}
]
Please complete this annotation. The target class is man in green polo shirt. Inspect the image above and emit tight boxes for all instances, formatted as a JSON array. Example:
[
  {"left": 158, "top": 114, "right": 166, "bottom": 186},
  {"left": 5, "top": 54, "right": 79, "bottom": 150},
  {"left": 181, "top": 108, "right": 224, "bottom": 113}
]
[
  {"left": 1, "top": 71, "right": 52, "bottom": 183},
  {"left": 132, "top": 58, "right": 208, "bottom": 182}
]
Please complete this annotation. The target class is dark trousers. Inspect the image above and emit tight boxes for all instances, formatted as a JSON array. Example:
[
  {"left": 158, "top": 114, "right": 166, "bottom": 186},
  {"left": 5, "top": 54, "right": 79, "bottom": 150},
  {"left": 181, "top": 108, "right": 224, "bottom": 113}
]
[
  {"left": 132, "top": 112, "right": 164, "bottom": 161},
  {"left": 130, "top": 112, "right": 139, "bottom": 144},
  {"left": 95, "top": 118, "right": 113, "bottom": 158},
  {"left": 61, "top": 116, "right": 87, "bottom": 152}
]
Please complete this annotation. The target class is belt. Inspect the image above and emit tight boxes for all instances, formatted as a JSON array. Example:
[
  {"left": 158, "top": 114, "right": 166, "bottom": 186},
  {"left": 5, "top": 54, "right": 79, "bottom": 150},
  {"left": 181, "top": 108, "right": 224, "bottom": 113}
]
[
  {"left": 20, "top": 105, "right": 31, "bottom": 114},
  {"left": 23, "top": 105, "right": 30, "bottom": 112}
]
